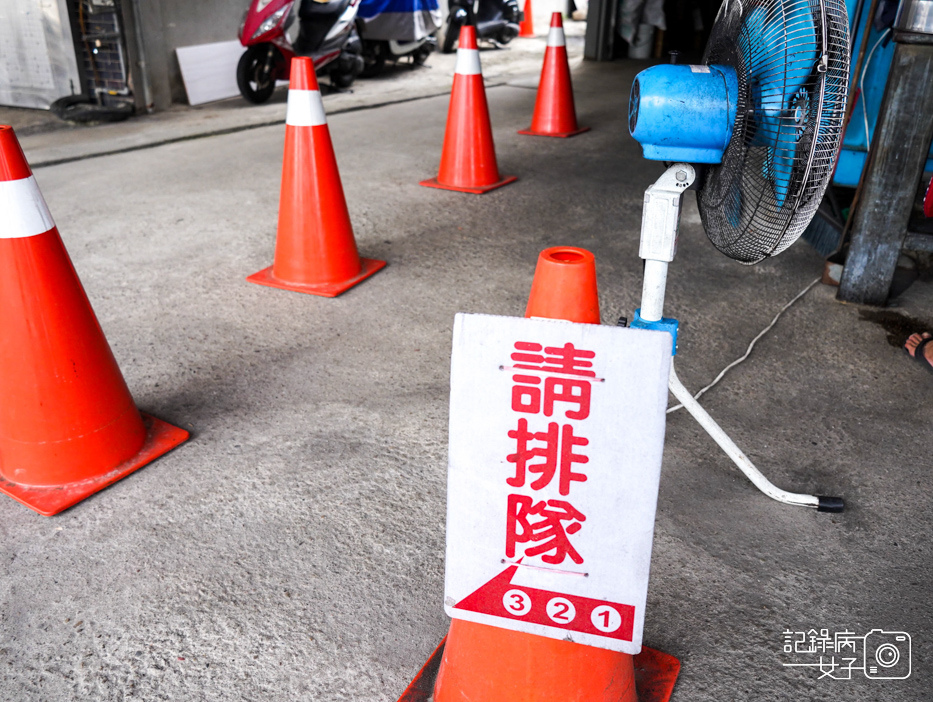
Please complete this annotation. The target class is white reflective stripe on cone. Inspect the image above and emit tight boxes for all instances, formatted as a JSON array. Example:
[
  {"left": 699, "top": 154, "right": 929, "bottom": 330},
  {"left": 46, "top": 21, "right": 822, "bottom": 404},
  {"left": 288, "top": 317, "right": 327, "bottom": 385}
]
[
  {"left": 547, "top": 27, "right": 566, "bottom": 47},
  {"left": 455, "top": 48, "right": 482, "bottom": 75},
  {"left": 0, "top": 176, "right": 55, "bottom": 239},
  {"left": 286, "top": 89, "right": 327, "bottom": 127}
]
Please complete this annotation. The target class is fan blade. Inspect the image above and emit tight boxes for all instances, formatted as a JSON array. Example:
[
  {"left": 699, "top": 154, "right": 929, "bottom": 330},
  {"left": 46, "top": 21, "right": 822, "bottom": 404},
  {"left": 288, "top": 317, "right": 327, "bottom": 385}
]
[
  {"left": 767, "top": 133, "right": 798, "bottom": 207},
  {"left": 742, "top": 3, "right": 818, "bottom": 207},
  {"left": 698, "top": 0, "right": 850, "bottom": 263}
]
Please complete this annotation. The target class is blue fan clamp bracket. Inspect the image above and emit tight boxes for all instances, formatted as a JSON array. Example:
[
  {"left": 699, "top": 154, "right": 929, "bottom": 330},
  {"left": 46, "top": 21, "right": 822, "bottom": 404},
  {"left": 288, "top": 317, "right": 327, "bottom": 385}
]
[{"left": 630, "top": 311, "right": 680, "bottom": 356}]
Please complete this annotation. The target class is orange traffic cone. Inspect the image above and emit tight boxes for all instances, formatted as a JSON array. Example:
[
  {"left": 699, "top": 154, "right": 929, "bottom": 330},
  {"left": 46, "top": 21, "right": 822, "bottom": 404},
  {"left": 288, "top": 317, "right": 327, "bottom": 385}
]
[
  {"left": 519, "top": 0, "right": 535, "bottom": 37},
  {"left": 394, "top": 246, "right": 681, "bottom": 702},
  {"left": 248, "top": 57, "right": 385, "bottom": 297},
  {"left": 0, "top": 125, "right": 188, "bottom": 516},
  {"left": 525, "top": 246, "right": 600, "bottom": 323},
  {"left": 433, "top": 246, "right": 617, "bottom": 702},
  {"left": 435, "top": 620, "right": 640, "bottom": 702},
  {"left": 420, "top": 25, "right": 517, "bottom": 194},
  {"left": 519, "top": 13, "right": 590, "bottom": 138},
  {"left": 397, "top": 629, "right": 679, "bottom": 702}
]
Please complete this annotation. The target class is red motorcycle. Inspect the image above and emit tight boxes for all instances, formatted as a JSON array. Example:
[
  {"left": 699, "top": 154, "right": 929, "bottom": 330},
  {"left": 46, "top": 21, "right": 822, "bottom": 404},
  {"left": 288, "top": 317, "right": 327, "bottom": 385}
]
[{"left": 237, "top": 0, "right": 364, "bottom": 103}]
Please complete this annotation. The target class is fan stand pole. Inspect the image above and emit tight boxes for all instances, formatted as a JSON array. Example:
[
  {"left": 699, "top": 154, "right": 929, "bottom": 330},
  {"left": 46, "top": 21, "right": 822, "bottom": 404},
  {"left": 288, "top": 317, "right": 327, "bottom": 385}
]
[{"left": 635, "top": 164, "right": 844, "bottom": 513}]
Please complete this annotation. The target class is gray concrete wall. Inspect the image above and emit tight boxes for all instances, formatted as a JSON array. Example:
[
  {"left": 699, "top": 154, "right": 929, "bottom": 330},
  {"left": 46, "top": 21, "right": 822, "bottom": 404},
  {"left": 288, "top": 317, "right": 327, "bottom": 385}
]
[{"left": 128, "top": 0, "right": 246, "bottom": 109}]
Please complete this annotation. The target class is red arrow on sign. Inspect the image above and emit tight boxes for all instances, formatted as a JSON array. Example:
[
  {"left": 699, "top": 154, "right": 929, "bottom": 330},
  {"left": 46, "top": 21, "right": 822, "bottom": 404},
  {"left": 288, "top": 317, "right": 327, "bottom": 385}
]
[{"left": 453, "top": 563, "right": 635, "bottom": 642}]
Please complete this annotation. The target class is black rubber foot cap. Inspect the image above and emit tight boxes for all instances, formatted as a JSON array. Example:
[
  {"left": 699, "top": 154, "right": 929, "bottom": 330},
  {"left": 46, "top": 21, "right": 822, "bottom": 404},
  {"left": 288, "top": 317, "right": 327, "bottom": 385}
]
[{"left": 817, "top": 496, "right": 845, "bottom": 513}]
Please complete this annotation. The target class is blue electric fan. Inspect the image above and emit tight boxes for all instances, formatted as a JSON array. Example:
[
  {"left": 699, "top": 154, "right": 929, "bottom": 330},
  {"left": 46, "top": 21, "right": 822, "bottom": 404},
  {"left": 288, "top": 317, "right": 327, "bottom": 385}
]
[{"left": 627, "top": 0, "right": 850, "bottom": 510}]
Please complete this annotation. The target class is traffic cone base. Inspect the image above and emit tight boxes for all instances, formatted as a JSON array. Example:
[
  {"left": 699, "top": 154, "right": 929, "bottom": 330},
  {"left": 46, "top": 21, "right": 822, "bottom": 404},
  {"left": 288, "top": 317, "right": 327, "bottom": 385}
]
[
  {"left": 419, "top": 174, "right": 517, "bottom": 195},
  {"left": 517, "top": 125, "right": 591, "bottom": 138},
  {"left": 395, "top": 635, "right": 680, "bottom": 702},
  {"left": 0, "top": 414, "right": 188, "bottom": 517},
  {"left": 247, "top": 256, "right": 386, "bottom": 297}
]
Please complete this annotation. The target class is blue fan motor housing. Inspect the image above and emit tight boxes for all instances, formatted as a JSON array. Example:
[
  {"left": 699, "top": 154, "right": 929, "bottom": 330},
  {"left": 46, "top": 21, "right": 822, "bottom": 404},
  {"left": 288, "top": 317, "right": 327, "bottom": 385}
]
[{"left": 629, "top": 64, "right": 739, "bottom": 164}]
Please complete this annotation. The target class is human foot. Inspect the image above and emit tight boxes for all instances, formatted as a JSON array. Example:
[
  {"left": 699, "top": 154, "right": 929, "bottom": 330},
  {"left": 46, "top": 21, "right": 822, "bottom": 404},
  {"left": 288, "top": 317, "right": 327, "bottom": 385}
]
[{"left": 905, "top": 332, "right": 933, "bottom": 374}]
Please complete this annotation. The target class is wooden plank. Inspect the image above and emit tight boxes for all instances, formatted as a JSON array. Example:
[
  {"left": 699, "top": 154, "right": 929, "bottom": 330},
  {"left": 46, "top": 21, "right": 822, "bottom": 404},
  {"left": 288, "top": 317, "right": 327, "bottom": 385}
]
[{"left": 837, "top": 42, "right": 933, "bottom": 305}]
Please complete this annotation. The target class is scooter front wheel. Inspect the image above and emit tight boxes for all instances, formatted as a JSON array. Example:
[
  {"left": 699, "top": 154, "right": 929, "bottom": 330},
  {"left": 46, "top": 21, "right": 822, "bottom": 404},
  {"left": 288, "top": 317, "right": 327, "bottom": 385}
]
[
  {"left": 237, "top": 44, "right": 280, "bottom": 104},
  {"left": 442, "top": 18, "right": 462, "bottom": 53}
]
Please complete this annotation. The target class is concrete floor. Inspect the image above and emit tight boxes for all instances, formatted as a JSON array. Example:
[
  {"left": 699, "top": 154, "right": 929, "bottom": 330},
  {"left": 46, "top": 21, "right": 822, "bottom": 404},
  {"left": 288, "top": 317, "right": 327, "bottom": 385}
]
[{"left": 2, "top": 41, "right": 932, "bottom": 702}]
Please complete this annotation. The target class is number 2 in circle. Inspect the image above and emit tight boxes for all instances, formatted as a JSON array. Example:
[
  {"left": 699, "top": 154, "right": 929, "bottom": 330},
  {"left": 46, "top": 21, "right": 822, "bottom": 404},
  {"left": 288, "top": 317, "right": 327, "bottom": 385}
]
[
  {"left": 546, "top": 597, "right": 576, "bottom": 624},
  {"left": 502, "top": 589, "right": 532, "bottom": 616}
]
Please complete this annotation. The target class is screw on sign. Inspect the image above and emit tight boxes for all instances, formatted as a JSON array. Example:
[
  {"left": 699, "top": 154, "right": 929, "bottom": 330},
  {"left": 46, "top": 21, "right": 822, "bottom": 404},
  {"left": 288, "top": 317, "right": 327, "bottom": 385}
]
[{"left": 444, "top": 313, "right": 672, "bottom": 654}]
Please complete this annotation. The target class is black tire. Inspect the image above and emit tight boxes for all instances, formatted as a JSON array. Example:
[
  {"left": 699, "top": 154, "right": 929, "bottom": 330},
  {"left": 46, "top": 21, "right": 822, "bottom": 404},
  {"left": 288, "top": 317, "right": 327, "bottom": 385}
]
[
  {"left": 330, "top": 69, "right": 356, "bottom": 89},
  {"left": 442, "top": 18, "right": 461, "bottom": 53},
  {"left": 412, "top": 46, "right": 431, "bottom": 66},
  {"left": 49, "top": 94, "right": 134, "bottom": 123},
  {"left": 361, "top": 54, "right": 385, "bottom": 77},
  {"left": 237, "top": 45, "right": 279, "bottom": 104},
  {"left": 496, "top": 31, "right": 515, "bottom": 46}
]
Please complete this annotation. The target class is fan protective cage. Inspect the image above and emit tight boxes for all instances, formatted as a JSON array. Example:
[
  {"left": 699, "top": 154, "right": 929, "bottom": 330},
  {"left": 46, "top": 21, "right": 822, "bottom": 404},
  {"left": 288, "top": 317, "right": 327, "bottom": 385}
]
[{"left": 698, "top": 0, "right": 849, "bottom": 264}]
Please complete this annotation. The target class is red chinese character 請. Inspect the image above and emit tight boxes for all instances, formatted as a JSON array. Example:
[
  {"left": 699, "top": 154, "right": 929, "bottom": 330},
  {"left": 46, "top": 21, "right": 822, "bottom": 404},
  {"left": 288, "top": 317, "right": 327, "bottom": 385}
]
[
  {"left": 511, "top": 375, "right": 591, "bottom": 419},
  {"left": 510, "top": 341, "right": 596, "bottom": 377}
]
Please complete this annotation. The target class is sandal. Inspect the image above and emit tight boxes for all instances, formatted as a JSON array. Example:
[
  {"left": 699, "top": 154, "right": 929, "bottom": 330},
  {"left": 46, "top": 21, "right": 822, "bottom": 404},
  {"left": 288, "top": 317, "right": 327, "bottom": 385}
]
[{"left": 906, "top": 334, "right": 933, "bottom": 375}]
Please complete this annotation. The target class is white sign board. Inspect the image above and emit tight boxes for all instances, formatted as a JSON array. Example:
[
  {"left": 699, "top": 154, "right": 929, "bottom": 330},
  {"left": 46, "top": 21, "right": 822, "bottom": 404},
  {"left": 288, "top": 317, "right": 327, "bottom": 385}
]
[
  {"left": 444, "top": 313, "right": 672, "bottom": 654},
  {"left": 177, "top": 40, "right": 247, "bottom": 106}
]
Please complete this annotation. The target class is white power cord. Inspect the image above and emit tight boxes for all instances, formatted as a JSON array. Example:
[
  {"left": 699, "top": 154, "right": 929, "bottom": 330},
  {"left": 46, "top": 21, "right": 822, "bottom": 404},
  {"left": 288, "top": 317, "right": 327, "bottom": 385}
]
[
  {"left": 860, "top": 28, "right": 891, "bottom": 151},
  {"left": 667, "top": 276, "right": 821, "bottom": 413}
]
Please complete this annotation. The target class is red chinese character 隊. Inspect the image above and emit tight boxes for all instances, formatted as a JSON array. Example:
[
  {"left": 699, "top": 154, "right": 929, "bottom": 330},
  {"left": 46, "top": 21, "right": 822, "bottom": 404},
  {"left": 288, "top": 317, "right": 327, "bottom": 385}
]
[
  {"left": 507, "top": 419, "right": 588, "bottom": 495},
  {"left": 506, "top": 495, "right": 586, "bottom": 565}
]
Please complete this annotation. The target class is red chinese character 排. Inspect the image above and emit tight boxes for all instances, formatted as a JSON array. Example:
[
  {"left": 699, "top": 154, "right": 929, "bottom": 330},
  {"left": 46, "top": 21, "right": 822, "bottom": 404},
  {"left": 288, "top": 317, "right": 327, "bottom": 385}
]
[{"left": 507, "top": 419, "right": 588, "bottom": 495}]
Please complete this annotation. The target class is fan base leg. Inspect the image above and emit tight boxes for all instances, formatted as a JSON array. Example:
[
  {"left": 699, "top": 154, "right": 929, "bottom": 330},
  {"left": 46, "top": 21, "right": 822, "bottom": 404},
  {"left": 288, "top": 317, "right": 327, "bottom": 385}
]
[{"left": 668, "top": 360, "right": 843, "bottom": 511}]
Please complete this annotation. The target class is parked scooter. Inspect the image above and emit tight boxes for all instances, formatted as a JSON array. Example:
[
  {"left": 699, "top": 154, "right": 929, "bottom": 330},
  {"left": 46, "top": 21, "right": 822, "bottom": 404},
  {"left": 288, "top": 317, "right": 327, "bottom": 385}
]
[
  {"left": 357, "top": 0, "right": 441, "bottom": 75},
  {"left": 237, "top": 0, "right": 365, "bottom": 103},
  {"left": 441, "top": 0, "right": 522, "bottom": 53}
]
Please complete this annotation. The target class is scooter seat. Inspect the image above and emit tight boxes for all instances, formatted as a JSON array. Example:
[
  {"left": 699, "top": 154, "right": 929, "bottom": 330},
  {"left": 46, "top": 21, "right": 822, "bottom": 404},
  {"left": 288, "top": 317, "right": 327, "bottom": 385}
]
[{"left": 298, "top": 0, "right": 352, "bottom": 19}]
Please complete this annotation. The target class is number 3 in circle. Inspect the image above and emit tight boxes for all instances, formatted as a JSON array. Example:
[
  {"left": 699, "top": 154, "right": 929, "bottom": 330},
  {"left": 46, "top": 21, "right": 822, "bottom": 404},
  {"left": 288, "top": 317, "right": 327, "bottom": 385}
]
[{"left": 502, "top": 589, "right": 532, "bottom": 616}]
